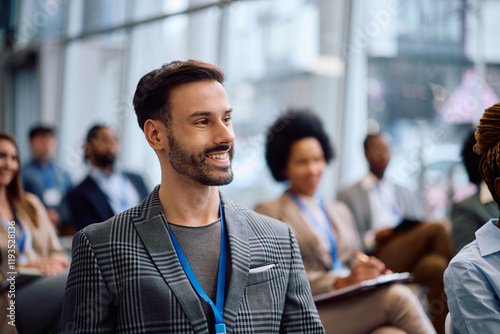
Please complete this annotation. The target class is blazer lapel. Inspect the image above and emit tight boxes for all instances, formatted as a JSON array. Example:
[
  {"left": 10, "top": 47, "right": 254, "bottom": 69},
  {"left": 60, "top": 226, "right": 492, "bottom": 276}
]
[
  {"left": 279, "top": 193, "right": 332, "bottom": 269},
  {"left": 132, "top": 188, "right": 209, "bottom": 334},
  {"left": 220, "top": 194, "right": 250, "bottom": 333},
  {"left": 83, "top": 176, "right": 114, "bottom": 220}
]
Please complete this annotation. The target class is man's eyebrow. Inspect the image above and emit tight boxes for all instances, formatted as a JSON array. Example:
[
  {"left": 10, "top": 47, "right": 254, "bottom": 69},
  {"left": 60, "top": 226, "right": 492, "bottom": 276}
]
[{"left": 188, "top": 109, "right": 233, "bottom": 118}]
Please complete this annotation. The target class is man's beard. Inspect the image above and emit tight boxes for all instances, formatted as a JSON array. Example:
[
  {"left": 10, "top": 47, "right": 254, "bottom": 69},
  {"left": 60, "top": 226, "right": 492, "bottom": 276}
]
[
  {"left": 93, "top": 152, "right": 116, "bottom": 167},
  {"left": 167, "top": 131, "right": 234, "bottom": 186}
]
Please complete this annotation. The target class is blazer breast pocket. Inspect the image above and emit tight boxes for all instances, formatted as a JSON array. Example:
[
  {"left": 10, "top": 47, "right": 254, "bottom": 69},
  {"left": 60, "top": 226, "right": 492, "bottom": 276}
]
[{"left": 247, "top": 263, "right": 282, "bottom": 286}]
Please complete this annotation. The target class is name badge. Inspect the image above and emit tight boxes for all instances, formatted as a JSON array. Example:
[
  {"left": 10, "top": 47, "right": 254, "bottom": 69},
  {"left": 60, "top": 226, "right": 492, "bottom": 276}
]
[
  {"left": 43, "top": 189, "right": 61, "bottom": 207},
  {"left": 215, "top": 323, "right": 226, "bottom": 334}
]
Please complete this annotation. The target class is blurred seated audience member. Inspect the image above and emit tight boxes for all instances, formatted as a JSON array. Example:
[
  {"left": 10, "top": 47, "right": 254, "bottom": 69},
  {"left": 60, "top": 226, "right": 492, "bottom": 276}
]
[
  {"left": 65, "top": 125, "right": 149, "bottom": 231},
  {"left": 22, "top": 125, "right": 73, "bottom": 235},
  {"left": 255, "top": 110, "right": 435, "bottom": 334},
  {"left": 444, "top": 103, "right": 500, "bottom": 334},
  {"left": 338, "top": 132, "right": 454, "bottom": 334},
  {"left": 0, "top": 132, "right": 69, "bottom": 334},
  {"left": 450, "top": 130, "right": 498, "bottom": 254}
]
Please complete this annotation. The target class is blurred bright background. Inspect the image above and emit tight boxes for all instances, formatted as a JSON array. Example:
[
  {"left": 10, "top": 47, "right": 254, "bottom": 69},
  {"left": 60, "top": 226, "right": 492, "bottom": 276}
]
[{"left": 1, "top": 0, "right": 500, "bottom": 218}]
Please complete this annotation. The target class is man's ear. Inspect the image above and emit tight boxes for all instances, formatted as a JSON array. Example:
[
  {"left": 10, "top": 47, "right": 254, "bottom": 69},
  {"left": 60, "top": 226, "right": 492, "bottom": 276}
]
[
  {"left": 494, "top": 177, "right": 500, "bottom": 199},
  {"left": 144, "top": 120, "right": 167, "bottom": 151}
]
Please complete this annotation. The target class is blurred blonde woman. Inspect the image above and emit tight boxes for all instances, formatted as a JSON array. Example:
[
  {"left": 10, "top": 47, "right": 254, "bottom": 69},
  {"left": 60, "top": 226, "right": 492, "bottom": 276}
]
[{"left": 0, "top": 132, "right": 69, "bottom": 334}]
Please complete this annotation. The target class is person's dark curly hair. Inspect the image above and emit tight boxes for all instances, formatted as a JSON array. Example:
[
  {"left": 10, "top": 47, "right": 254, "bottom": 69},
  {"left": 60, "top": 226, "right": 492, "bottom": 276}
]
[
  {"left": 461, "top": 129, "right": 482, "bottom": 185},
  {"left": 265, "top": 109, "right": 334, "bottom": 182}
]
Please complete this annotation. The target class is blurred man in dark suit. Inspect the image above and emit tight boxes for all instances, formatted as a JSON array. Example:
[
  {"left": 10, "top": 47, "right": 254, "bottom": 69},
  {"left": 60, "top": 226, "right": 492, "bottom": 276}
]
[{"left": 65, "top": 125, "right": 149, "bottom": 231}]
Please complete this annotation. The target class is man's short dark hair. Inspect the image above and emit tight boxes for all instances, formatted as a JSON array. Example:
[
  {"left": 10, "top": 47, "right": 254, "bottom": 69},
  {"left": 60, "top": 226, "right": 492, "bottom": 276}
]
[
  {"left": 462, "top": 129, "right": 482, "bottom": 185},
  {"left": 29, "top": 125, "right": 54, "bottom": 139},
  {"left": 133, "top": 59, "right": 225, "bottom": 131},
  {"left": 85, "top": 124, "right": 107, "bottom": 143},
  {"left": 265, "top": 109, "right": 334, "bottom": 182}
]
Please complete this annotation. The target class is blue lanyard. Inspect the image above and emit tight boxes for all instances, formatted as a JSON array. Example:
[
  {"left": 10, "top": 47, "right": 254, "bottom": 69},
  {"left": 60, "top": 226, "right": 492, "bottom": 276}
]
[
  {"left": 290, "top": 192, "right": 342, "bottom": 270},
  {"left": 167, "top": 201, "right": 227, "bottom": 334},
  {"left": 7, "top": 200, "right": 26, "bottom": 253}
]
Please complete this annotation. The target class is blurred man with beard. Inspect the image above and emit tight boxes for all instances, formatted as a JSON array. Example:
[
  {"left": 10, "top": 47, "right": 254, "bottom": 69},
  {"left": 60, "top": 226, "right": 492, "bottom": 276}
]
[{"left": 64, "top": 125, "right": 149, "bottom": 231}]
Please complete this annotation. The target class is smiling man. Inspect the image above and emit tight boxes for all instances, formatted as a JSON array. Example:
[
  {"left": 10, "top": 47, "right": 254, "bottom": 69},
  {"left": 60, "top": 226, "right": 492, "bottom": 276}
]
[{"left": 61, "top": 60, "right": 324, "bottom": 334}]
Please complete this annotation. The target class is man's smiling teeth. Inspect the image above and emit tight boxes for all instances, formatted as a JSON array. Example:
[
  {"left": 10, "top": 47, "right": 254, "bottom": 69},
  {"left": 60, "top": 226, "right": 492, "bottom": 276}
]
[{"left": 208, "top": 152, "right": 228, "bottom": 159}]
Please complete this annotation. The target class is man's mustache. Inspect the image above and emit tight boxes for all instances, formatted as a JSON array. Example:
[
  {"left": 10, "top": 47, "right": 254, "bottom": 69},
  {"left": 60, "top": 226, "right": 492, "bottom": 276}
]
[{"left": 204, "top": 144, "right": 233, "bottom": 155}]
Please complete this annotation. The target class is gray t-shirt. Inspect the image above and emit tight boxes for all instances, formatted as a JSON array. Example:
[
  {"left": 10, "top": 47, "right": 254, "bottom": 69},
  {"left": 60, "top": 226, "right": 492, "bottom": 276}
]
[{"left": 168, "top": 219, "right": 222, "bottom": 334}]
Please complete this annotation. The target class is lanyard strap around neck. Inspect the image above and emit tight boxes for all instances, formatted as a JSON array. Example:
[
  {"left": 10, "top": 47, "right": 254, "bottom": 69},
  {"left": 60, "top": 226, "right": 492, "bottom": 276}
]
[
  {"left": 290, "top": 192, "right": 342, "bottom": 270},
  {"left": 167, "top": 201, "right": 227, "bottom": 334},
  {"left": 6, "top": 199, "right": 26, "bottom": 253}
]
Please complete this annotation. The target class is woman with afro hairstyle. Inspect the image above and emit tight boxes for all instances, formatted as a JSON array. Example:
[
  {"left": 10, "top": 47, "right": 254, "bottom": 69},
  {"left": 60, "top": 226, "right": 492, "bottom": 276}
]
[{"left": 255, "top": 109, "right": 435, "bottom": 334}]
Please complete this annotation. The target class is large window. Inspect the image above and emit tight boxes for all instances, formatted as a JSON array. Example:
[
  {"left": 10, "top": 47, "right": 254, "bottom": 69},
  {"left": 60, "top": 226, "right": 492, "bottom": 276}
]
[
  {"left": 349, "top": 0, "right": 500, "bottom": 218},
  {"left": 6, "top": 0, "right": 499, "bottom": 216},
  {"left": 54, "top": 0, "right": 347, "bottom": 208}
]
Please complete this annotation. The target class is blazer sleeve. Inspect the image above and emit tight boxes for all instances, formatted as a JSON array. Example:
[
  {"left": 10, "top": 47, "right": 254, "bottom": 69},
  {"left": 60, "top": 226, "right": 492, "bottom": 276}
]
[
  {"left": 450, "top": 203, "right": 482, "bottom": 254},
  {"left": 337, "top": 187, "right": 371, "bottom": 247},
  {"left": 280, "top": 226, "right": 325, "bottom": 333},
  {"left": 62, "top": 231, "right": 116, "bottom": 333}
]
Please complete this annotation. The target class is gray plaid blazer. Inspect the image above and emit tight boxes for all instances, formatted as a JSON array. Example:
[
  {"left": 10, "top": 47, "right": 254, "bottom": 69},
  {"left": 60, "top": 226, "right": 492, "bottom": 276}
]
[{"left": 62, "top": 187, "right": 324, "bottom": 333}]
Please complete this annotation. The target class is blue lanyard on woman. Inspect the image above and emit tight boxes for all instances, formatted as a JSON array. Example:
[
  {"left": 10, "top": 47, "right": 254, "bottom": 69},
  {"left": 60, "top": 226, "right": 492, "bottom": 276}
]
[
  {"left": 6, "top": 199, "right": 26, "bottom": 253},
  {"left": 290, "top": 192, "right": 342, "bottom": 270},
  {"left": 167, "top": 201, "right": 227, "bottom": 334}
]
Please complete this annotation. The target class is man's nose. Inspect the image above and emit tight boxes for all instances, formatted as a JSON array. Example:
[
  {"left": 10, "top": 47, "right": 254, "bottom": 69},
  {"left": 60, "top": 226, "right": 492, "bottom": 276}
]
[{"left": 214, "top": 120, "right": 235, "bottom": 145}]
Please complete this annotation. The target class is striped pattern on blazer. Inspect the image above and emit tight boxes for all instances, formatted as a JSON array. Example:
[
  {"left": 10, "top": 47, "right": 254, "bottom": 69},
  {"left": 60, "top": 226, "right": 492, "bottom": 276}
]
[{"left": 62, "top": 186, "right": 324, "bottom": 333}]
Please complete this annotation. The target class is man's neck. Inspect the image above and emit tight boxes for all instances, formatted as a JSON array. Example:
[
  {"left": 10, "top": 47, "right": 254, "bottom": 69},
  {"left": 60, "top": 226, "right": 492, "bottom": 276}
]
[
  {"left": 369, "top": 168, "right": 384, "bottom": 180},
  {"left": 158, "top": 172, "right": 220, "bottom": 227}
]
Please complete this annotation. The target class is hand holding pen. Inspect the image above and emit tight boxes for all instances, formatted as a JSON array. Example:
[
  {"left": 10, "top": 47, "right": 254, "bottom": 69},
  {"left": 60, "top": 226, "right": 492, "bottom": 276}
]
[
  {"left": 354, "top": 252, "right": 393, "bottom": 275},
  {"left": 333, "top": 252, "right": 392, "bottom": 289}
]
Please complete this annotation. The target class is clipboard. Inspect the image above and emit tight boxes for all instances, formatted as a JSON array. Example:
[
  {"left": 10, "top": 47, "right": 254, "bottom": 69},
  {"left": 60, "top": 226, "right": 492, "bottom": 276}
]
[{"left": 313, "top": 272, "right": 412, "bottom": 304}]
